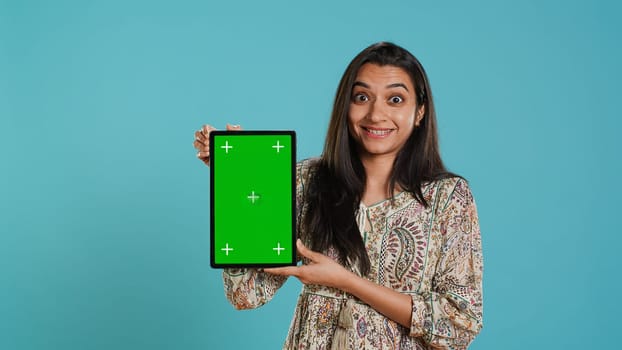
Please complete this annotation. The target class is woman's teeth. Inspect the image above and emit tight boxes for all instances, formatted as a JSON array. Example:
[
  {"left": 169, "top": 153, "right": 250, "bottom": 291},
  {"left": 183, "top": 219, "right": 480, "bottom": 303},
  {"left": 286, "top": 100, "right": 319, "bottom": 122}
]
[{"left": 365, "top": 128, "right": 392, "bottom": 136}]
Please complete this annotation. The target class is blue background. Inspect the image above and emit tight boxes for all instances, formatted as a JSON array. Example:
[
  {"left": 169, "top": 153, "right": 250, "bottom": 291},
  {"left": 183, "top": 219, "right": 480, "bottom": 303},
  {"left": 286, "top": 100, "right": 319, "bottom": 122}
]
[{"left": 2, "top": 0, "right": 620, "bottom": 349}]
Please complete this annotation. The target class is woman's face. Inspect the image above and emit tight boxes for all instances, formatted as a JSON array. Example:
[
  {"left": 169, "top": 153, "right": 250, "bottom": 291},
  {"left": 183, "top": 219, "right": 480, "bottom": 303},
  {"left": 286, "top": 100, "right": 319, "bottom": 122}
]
[{"left": 347, "top": 63, "right": 424, "bottom": 162}]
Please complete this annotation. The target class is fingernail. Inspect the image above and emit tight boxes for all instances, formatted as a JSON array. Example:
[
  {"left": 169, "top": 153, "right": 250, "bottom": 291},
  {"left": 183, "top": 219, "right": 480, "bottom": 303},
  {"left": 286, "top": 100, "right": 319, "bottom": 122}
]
[{"left": 232, "top": 124, "right": 240, "bottom": 128}]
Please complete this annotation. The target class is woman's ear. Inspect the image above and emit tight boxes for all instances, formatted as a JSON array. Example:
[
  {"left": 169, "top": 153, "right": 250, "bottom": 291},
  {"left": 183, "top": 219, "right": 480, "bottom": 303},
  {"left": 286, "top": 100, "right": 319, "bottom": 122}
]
[{"left": 415, "top": 105, "right": 425, "bottom": 127}]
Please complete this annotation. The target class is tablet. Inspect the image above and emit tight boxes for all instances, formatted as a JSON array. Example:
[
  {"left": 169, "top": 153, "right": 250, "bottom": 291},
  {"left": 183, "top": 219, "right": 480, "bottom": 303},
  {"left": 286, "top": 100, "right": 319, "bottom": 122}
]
[{"left": 209, "top": 131, "right": 296, "bottom": 268}]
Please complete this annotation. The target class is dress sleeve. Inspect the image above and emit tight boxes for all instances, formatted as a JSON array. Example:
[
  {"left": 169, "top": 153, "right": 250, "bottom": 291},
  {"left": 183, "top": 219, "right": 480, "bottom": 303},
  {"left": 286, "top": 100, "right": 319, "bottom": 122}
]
[
  {"left": 221, "top": 159, "right": 313, "bottom": 310},
  {"left": 409, "top": 178, "right": 484, "bottom": 349},
  {"left": 222, "top": 268, "right": 288, "bottom": 309}
]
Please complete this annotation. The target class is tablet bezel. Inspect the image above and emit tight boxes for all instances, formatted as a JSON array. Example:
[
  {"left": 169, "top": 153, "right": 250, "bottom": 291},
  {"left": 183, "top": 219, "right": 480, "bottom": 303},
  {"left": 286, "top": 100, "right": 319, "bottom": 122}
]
[{"left": 209, "top": 130, "right": 297, "bottom": 268}]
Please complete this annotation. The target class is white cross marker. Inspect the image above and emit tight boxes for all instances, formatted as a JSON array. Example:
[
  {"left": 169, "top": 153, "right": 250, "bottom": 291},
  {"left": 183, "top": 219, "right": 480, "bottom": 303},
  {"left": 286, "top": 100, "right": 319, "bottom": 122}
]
[
  {"left": 221, "top": 243, "right": 234, "bottom": 256},
  {"left": 273, "top": 242, "right": 285, "bottom": 255},
  {"left": 247, "top": 191, "right": 260, "bottom": 204},
  {"left": 221, "top": 141, "right": 233, "bottom": 153},
  {"left": 272, "top": 140, "right": 285, "bottom": 153}
]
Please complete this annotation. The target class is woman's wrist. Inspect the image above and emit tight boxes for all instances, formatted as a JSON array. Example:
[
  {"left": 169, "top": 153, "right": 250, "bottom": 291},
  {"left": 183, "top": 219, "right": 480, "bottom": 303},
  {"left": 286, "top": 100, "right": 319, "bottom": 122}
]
[{"left": 339, "top": 269, "right": 362, "bottom": 295}]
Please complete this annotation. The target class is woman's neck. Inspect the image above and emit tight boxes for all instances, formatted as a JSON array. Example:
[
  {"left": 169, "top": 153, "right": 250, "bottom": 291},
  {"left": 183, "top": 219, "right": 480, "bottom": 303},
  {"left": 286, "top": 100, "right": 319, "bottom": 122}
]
[{"left": 359, "top": 154, "right": 397, "bottom": 206}]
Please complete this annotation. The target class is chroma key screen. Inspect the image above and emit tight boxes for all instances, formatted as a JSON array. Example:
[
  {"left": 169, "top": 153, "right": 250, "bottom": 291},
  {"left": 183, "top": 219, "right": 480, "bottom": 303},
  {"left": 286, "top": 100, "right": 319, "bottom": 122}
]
[{"left": 209, "top": 131, "right": 296, "bottom": 268}]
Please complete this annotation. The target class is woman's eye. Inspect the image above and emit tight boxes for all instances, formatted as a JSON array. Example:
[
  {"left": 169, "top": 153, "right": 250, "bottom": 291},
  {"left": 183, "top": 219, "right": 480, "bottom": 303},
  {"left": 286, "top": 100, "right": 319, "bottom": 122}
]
[
  {"left": 389, "top": 96, "right": 403, "bottom": 104},
  {"left": 353, "top": 93, "right": 369, "bottom": 102}
]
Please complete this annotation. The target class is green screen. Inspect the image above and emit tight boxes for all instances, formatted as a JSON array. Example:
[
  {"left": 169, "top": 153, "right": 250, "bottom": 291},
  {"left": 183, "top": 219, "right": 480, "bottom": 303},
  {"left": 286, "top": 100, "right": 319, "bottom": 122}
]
[{"left": 211, "top": 132, "right": 295, "bottom": 266}]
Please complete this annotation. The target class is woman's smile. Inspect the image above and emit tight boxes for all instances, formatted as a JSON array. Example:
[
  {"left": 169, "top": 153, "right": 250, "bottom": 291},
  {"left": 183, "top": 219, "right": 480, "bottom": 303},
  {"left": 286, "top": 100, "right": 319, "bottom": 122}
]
[{"left": 361, "top": 126, "right": 396, "bottom": 138}]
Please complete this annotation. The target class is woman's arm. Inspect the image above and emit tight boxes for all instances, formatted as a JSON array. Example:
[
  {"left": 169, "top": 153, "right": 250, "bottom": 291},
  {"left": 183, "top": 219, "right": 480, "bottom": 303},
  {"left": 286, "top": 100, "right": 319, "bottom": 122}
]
[
  {"left": 410, "top": 179, "right": 483, "bottom": 347},
  {"left": 266, "top": 179, "right": 483, "bottom": 348},
  {"left": 265, "top": 239, "right": 413, "bottom": 327}
]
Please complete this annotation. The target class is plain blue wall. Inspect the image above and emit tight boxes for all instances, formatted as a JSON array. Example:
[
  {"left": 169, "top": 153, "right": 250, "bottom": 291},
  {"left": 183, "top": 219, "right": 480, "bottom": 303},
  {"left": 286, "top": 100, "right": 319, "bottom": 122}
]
[{"left": 2, "top": 0, "right": 620, "bottom": 349}]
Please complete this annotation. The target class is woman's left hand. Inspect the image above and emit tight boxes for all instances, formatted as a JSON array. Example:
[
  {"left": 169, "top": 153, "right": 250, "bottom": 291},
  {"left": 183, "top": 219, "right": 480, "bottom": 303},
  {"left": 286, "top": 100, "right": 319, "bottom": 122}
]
[{"left": 264, "top": 239, "right": 353, "bottom": 290}]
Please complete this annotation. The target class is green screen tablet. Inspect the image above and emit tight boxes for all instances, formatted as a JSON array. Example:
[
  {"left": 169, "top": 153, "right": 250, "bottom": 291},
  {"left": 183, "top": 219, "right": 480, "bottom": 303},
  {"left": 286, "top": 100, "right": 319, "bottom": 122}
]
[{"left": 209, "top": 131, "right": 296, "bottom": 268}]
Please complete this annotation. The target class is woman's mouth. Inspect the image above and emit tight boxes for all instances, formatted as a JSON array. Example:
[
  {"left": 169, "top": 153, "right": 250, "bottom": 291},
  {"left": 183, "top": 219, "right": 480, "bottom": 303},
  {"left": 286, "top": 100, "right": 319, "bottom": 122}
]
[{"left": 362, "top": 127, "right": 394, "bottom": 138}]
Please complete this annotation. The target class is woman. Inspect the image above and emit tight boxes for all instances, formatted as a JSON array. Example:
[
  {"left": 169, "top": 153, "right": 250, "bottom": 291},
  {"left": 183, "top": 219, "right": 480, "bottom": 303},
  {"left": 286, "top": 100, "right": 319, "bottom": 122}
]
[{"left": 193, "top": 42, "right": 483, "bottom": 349}]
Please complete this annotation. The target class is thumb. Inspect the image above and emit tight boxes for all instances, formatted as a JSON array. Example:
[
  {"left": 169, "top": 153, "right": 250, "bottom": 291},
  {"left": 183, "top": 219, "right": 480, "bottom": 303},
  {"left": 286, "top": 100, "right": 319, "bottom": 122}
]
[
  {"left": 226, "top": 123, "right": 242, "bottom": 131},
  {"left": 296, "top": 239, "right": 318, "bottom": 261}
]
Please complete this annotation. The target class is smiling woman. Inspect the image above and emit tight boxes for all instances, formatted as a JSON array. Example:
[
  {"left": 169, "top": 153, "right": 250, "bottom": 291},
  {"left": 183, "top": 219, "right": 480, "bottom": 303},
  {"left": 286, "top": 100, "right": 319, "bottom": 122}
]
[
  {"left": 194, "top": 42, "right": 483, "bottom": 350},
  {"left": 348, "top": 63, "right": 424, "bottom": 171}
]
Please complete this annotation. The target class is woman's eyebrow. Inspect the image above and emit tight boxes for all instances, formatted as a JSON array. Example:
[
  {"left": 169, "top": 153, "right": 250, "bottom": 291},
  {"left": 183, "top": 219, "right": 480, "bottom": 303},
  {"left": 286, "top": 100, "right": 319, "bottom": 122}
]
[
  {"left": 386, "top": 83, "right": 409, "bottom": 91},
  {"left": 353, "top": 81, "right": 409, "bottom": 91}
]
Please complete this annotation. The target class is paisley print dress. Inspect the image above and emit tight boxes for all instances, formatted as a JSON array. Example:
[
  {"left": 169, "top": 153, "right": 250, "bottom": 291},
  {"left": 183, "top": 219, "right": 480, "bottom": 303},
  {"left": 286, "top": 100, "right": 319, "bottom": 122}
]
[{"left": 223, "top": 158, "right": 483, "bottom": 349}]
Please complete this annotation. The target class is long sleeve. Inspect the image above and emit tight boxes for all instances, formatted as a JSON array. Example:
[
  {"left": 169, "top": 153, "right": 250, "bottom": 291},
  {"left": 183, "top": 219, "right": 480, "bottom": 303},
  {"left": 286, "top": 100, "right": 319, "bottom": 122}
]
[
  {"left": 409, "top": 178, "right": 484, "bottom": 349},
  {"left": 223, "top": 268, "right": 288, "bottom": 309}
]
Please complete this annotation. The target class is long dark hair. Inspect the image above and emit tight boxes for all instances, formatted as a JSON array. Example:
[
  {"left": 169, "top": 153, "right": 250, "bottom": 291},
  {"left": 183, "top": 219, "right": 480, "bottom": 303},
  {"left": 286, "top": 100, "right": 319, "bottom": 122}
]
[{"left": 305, "top": 42, "right": 455, "bottom": 276}]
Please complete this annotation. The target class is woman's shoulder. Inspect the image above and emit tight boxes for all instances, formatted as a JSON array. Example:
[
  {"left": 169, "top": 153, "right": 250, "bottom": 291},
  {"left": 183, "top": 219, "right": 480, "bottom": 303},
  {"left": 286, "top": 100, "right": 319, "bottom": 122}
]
[
  {"left": 297, "top": 157, "right": 321, "bottom": 168},
  {"left": 295, "top": 157, "right": 321, "bottom": 188},
  {"left": 429, "top": 175, "right": 475, "bottom": 208},
  {"left": 296, "top": 157, "right": 321, "bottom": 176},
  {"left": 431, "top": 175, "right": 467, "bottom": 188}
]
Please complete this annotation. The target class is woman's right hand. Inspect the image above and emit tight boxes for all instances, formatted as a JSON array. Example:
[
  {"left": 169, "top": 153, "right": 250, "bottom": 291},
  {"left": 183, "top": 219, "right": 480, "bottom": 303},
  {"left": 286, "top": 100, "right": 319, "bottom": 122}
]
[{"left": 194, "top": 123, "right": 242, "bottom": 166}]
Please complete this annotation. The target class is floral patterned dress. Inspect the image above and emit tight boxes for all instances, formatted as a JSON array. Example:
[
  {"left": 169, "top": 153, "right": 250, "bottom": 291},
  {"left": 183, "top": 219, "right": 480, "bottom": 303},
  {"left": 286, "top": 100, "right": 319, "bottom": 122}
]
[{"left": 223, "top": 158, "right": 483, "bottom": 349}]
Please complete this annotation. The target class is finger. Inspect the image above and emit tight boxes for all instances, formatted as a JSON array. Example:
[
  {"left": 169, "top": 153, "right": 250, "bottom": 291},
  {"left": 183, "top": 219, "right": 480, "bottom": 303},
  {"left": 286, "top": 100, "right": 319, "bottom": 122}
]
[
  {"left": 196, "top": 151, "right": 210, "bottom": 159},
  {"left": 197, "top": 151, "right": 211, "bottom": 163},
  {"left": 198, "top": 125, "right": 216, "bottom": 144},
  {"left": 195, "top": 130, "right": 207, "bottom": 142},
  {"left": 193, "top": 139, "right": 208, "bottom": 151},
  {"left": 195, "top": 127, "right": 212, "bottom": 148},
  {"left": 296, "top": 239, "right": 319, "bottom": 261},
  {"left": 195, "top": 125, "right": 216, "bottom": 167},
  {"left": 193, "top": 137, "right": 207, "bottom": 147},
  {"left": 194, "top": 131, "right": 207, "bottom": 145},
  {"left": 226, "top": 123, "right": 242, "bottom": 131},
  {"left": 201, "top": 124, "right": 216, "bottom": 135},
  {"left": 193, "top": 134, "right": 209, "bottom": 155},
  {"left": 264, "top": 266, "right": 299, "bottom": 276},
  {"left": 195, "top": 126, "right": 212, "bottom": 152}
]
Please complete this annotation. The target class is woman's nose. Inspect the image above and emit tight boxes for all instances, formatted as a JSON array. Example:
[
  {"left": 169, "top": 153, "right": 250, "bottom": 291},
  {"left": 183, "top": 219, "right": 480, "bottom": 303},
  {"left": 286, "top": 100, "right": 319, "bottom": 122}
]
[{"left": 365, "top": 99, "right": 388, "bottom": 122}]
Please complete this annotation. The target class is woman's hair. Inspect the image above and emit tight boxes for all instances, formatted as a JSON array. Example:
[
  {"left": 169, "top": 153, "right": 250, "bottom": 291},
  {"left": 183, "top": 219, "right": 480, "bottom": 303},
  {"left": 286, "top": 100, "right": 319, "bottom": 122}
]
[{"left": 304, "top": 42, "right": 455, "bottom": 275}]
